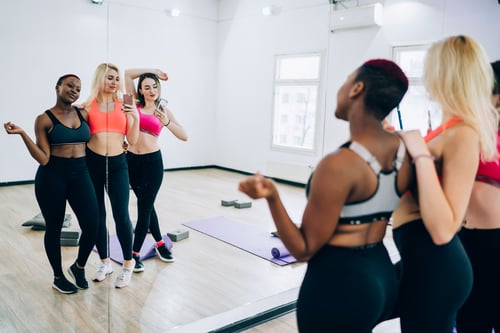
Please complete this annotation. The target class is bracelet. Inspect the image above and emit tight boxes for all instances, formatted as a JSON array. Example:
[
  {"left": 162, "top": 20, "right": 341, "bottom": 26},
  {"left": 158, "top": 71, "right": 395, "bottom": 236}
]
[
  {"left": 412, "top": 154, "right": 435, "bottom": 164},
  {"left": 164, "top": 119, "right": 171, "bottom": 127}
]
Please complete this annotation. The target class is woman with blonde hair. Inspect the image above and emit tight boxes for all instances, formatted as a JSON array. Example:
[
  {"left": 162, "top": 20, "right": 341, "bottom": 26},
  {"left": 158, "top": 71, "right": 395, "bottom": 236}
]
[
  {"left": 82, "top": 63, "right": 139, "bottom": 288},
  {"left": 391, "top": 35, "right": 499, "bottom": 332}
]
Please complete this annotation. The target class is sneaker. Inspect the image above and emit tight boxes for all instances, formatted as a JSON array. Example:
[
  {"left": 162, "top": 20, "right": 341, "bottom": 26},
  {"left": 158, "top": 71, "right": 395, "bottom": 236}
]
[
  {"left": 52, "top": 276, "right": 78, "bottom": 294},
  {"left": 92, "top": 262, "right": 113, "bottom": 282},
  {"left": 133, "top": 254, "right": 144, "bottom": 273},
  {"left": 155, "top": 244, "right": 175, "bottom": 262},
  {"left": 115, "top": 268, "right": 132, "bottom": 288},
  {"left": 68, "top": 263, "right": 89, "bottom": 289}
]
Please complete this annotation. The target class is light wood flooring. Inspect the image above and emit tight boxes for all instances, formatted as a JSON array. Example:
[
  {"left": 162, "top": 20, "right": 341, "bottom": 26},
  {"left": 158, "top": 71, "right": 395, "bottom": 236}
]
[{"left": 0, "top": 167, "right": 401, "bottom": 333}]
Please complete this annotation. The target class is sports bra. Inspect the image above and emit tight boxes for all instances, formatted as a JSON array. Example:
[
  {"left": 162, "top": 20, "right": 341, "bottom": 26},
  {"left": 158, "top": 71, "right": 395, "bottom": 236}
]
[
  {"left": 306, "top": 140, "right": 406, "bottom": 225},
  {"left": 88, "top": 99, "right": 127, "bottom": 135},
  {"left": 424, "top": 116, "right": 462, "bottom": 142},
  {"left": 45, "top": 108, "right": 90, "bottom": 146},
  {"left": 476, "top": 130, "right": 500, "bottom": 186},
  {"left": 137, "top": 106, "right": 162, "bottom": 137}
]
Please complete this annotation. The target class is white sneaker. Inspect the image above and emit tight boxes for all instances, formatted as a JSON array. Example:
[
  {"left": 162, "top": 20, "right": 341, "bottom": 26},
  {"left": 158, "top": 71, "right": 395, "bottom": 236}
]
[
  {"left": 92, "top": 262, "right": 113, "bottom": 282},
  {"left": 115, "top": 268, "right": 132, "bottom": 288}
]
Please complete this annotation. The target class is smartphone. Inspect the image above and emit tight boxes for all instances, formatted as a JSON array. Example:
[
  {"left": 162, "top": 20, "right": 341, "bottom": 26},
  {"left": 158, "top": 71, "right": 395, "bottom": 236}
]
[
  {"left": 123, "top": 93, "right": 133, "bottom": 106},
  {"left": 156, "top": 98, "right": 168, "bottom": 111}
]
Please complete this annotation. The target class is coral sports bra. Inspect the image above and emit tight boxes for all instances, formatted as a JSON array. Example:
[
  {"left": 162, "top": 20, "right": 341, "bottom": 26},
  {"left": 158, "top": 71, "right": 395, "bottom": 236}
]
[
  {"left": 88, "top": 99, "right": 127, "bottom": 135},
  {"left": 424, "top": 116, "right": 462, "bottom": 142}
]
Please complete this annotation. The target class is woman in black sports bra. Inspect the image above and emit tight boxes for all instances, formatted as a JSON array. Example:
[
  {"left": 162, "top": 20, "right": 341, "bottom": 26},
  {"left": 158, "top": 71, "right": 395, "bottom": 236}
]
[
  {"left": 391, "top": 35, "right": 499, "bottom": 333},
  {"left": 239, "top": 59, "right": 413, "bottom": 332},
  {"left": 4, "top": 74, "right": 99, "bottom": 294}
]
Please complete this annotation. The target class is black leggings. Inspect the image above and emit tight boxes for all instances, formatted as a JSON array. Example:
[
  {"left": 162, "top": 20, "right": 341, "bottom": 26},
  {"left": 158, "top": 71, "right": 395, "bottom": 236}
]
[
  {"left": 34, "top": 156, "right": 99, "bottom": 277},
  {"left": 86, "top": 148, "right": 133, "bottom": 261},
  {"left": 456, "top": 228, "right": 500, "bottom": 333},
  {"left": 393, "top": 220, "right": 473, "bottom": 333},
  {"left": 126, "top": 150, "right": 164, "bottom": 252},
  {"left": 297, "top": 242, "right": 399, "bottom": 332}
]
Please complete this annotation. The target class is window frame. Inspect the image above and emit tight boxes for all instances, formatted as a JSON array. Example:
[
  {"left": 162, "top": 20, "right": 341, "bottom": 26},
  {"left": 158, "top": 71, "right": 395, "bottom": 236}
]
[
  {"left": 390, "top": 44, "right": 441, "bottom": 135},
  {"left": 270, "top": 52, "right": 323, "bottom": 154}
]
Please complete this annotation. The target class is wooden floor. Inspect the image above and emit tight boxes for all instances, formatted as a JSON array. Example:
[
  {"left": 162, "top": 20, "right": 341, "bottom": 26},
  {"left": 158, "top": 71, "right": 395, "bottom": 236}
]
[{"left": 0, "top": 167, "right": 401, "bottom": 333}]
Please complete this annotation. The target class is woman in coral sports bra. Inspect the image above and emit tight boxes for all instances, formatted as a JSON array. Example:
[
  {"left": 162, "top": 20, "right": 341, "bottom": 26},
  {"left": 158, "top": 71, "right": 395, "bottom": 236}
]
[
  {"left": 455, "top": 60, "right": 500, "bottom": 333},
  {"left": 391, "top": 36, "right": 499, "bottom": 333},
  {"left": 82, "top": 63, "right": 140, "bottom": 289}
]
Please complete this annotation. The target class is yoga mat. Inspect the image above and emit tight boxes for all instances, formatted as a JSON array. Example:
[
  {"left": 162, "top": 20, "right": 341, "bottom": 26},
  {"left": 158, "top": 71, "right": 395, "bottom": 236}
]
[
  {"left": 182, "top": 216, "right": 297, "bottom": 266},
  {"left": 271, "top": 245, "right": 290, "bottom": 259},
  {"left": 104, "top": 234, "right": 173, "bottom": 264}
]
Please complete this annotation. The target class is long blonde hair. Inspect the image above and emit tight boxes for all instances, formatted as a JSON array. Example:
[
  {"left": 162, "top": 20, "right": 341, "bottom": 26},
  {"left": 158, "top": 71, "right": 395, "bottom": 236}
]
[
  {"left": 84, "top": 63, "right": 123, "bottom": 107},
  {"left": 423, "top": 35, "right": 499, "bottom": 161}
]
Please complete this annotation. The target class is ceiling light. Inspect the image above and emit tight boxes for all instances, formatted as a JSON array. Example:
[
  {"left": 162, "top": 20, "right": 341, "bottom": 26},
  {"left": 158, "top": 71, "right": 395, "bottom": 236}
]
[
  {"left": 262, "top": 5, "right": 281, "bottom": 16},
  {"left": 91, "top": 0, "right": 104, "bottom": 4},
  {"left": 165, "top": 8, "right": 181, "bottom": 17}
]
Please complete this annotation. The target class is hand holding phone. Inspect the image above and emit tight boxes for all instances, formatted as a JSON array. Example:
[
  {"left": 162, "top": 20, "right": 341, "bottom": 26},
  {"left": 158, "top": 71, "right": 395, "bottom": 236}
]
[{"left": 123, "top": 93, "right": 133, "bottom": 106}]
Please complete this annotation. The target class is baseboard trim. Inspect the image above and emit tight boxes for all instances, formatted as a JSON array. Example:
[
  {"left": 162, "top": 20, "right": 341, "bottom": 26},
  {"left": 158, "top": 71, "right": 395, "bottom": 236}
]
[{"left": 0, "top": 165, "right": 306, "bottom": 188}]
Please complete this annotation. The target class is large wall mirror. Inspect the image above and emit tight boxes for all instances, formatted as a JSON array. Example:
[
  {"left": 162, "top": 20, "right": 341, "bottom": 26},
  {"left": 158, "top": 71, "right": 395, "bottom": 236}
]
[{"left": 0, "top": 0, "right": 311, "bottom": 331}]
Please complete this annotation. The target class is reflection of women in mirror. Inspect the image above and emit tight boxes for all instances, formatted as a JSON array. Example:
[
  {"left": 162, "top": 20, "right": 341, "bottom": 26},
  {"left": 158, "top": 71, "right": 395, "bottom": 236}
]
[
  {"left": 456, "top": 61, "right": 500, "bottom": 333},
  {"left": 124, "top": 69, "right": 188, "bottom": 272},
  {"left": 391, "top": 36, "right": 499, "bottom": 332},
  {"left": 82, "top": 63, "right": 139, "bottom": 288},
  {"left": 239, "top": 59, "right": 412, "bottom": 331},
  {"left": 3, "top": 74, "right": 99, "bottom": 294}
]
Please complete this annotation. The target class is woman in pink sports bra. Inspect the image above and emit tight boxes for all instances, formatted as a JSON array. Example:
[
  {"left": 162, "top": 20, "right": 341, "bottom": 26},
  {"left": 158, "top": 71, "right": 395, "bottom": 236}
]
[
  {"left": 455, "top": 60, "right": 500, "bottom": 333},
  {"left": 391, "top": 35, "right": 499, "bottom": 333},
  {"left": 124, "top": 69, "right": 187, "bottom": 273}
]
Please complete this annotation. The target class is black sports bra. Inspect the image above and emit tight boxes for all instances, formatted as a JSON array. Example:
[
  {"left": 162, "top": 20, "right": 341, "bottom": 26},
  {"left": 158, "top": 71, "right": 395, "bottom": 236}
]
[
  {"left": 45, "top": 108, "right": 90, "bottom": 146},
  {"left": 306, "top": 140, "right": 405, "bottom": 225}
]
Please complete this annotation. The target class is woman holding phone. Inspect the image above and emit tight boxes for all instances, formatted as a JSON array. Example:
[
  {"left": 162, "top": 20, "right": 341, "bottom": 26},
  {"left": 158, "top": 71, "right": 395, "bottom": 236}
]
[
  {"left": 124, "top": 68, "right": 187, "bottom": 272},
  {"left": 82, "top": 63, "right": 139, "bottom": 288}
]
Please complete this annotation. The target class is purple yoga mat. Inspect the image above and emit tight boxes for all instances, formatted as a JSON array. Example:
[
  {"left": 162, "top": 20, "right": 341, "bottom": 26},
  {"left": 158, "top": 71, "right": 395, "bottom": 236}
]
[
  {"left": 271, "top": 245, "right": 290, "bottom": 259},
  {"left": 101, "top": 234, "right": 173, "bottom": 264},
  {"left": 182, "top": 216, "right": 297, "bottom": 266}
]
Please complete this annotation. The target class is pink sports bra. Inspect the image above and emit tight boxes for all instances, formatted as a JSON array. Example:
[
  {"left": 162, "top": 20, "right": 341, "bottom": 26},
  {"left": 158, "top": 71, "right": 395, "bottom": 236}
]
[
  {"left": 476, "top": 131, "right": 500, "bottom": 186},
  {"left": 138, "top": 106, "right": 162, "bottom": 137}
]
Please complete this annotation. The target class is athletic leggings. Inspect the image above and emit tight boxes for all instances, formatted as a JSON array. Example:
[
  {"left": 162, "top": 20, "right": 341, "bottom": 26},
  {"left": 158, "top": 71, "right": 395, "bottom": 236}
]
[
  {"left": 297, "top": 242, "right": 399, "bottom": 332},
  {"left": 34, "top": 156, "right": 99, "bottom": 277},
  {"left": 393, "top": 220, "right": 473, "bottom": 333},
  {"left": 456, "top": 227, "right": 500, "bottom": 333},
  {"left": 86, "top": 148, "right": 133, "bottom": 261},
  {"left": 126, "top": 150, "right": 164, "bottom": 253}
]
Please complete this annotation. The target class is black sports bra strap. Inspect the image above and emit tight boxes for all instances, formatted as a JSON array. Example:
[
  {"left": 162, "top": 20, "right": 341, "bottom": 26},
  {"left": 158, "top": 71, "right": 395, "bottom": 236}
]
[
  {"left": 74, "top": 107, "right": 85, "bottom": 122},
  {"left": 44, "top": 110, "right": 60, "bottom": 125}
]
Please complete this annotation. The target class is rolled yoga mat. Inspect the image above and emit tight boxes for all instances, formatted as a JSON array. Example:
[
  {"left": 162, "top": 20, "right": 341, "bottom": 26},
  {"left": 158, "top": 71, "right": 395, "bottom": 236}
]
[
  {"left": 271, "top": 245, "right": 290, "bottom": 259},
  {"left": 183, "top": 216, "right": 297, "bottom": 266}
]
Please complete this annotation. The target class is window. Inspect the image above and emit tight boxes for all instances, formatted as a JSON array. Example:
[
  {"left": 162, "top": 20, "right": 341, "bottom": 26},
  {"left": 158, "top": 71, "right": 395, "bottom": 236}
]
[
  {"left": 272, "top": 53, "right": 322, "bottom": 151},
  {"left": 391, "top": 45, "right": 440, "bottom": 135}
]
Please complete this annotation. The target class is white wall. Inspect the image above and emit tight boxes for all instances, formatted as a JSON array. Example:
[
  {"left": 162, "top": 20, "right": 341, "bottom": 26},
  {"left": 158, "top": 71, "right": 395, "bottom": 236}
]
[{"left": 2, "top": 0, "right": 500, "bottom": 184}]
